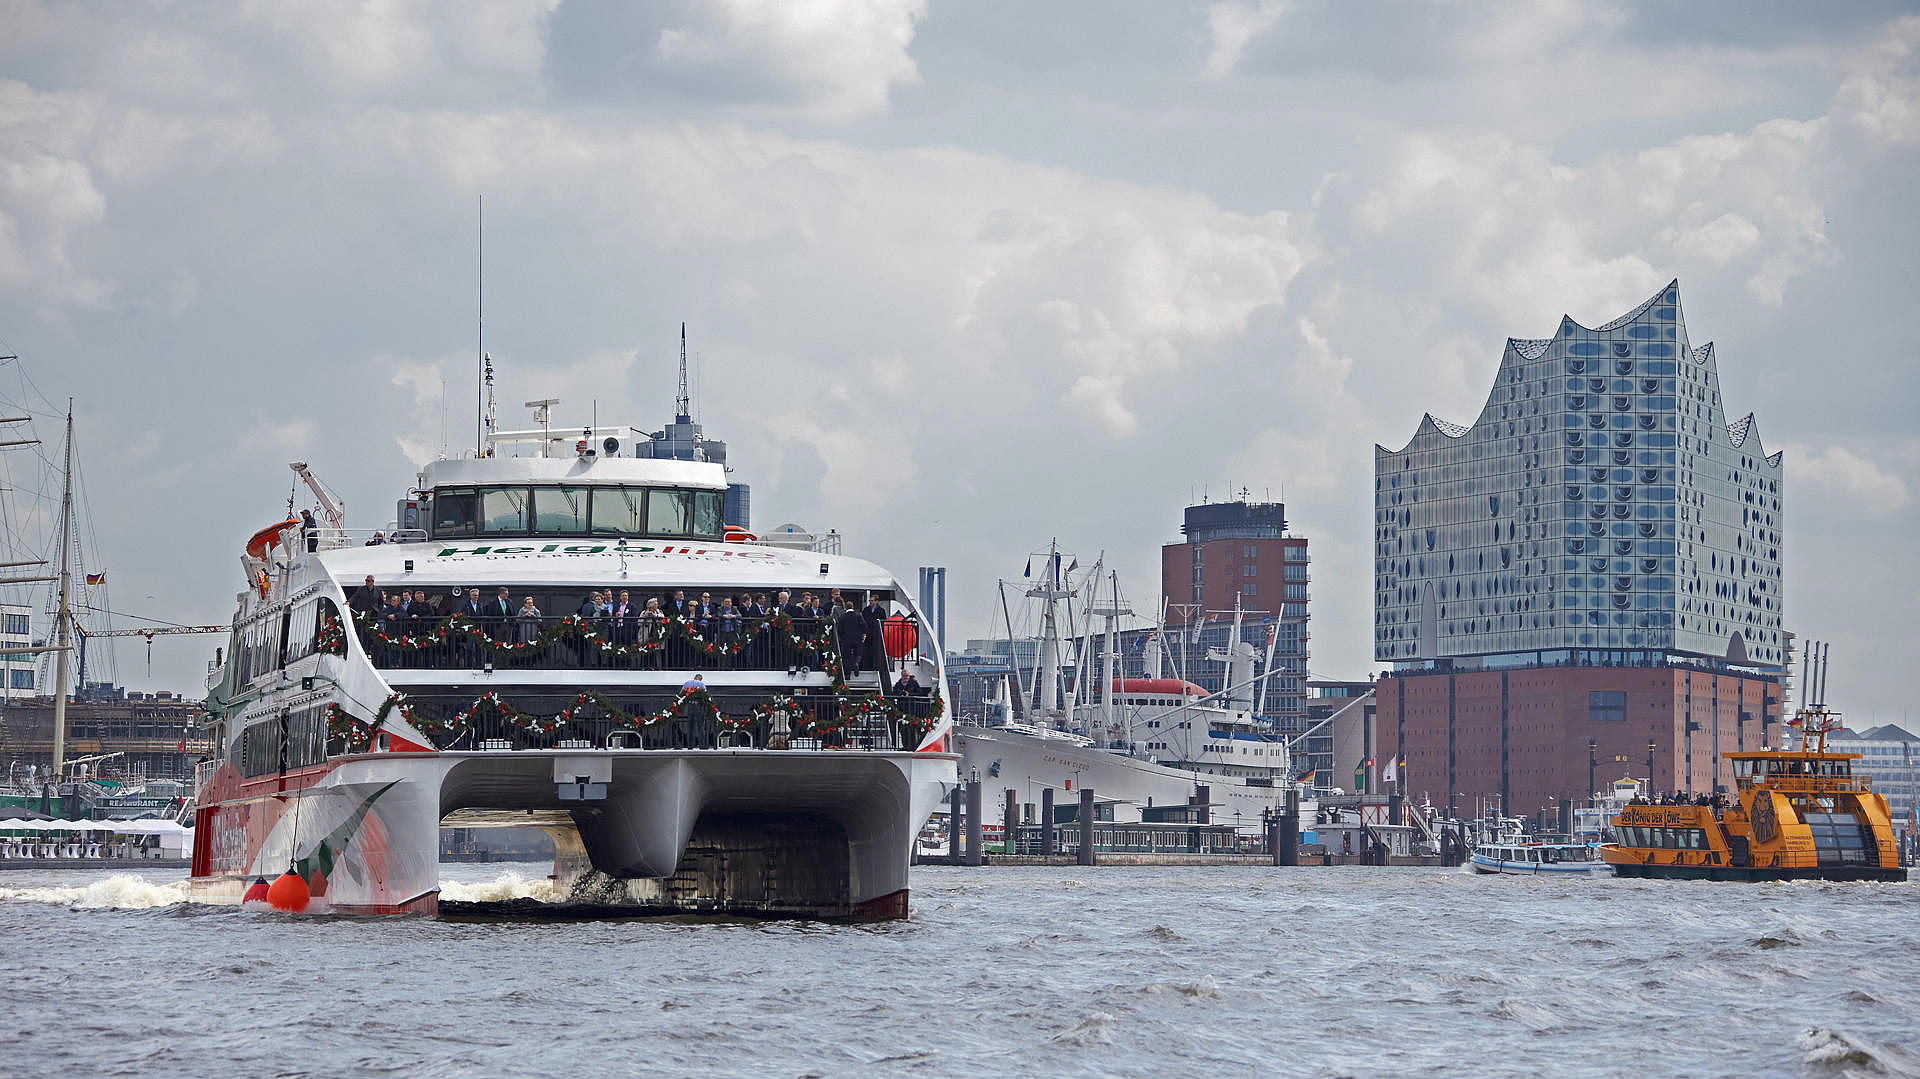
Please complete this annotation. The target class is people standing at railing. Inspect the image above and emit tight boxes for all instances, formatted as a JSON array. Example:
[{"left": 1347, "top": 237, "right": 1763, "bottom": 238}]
[
  {"left": 490, "top": 587, "right": 513, "bottom": 628},
  {"left": 366, "top": 531, "right": 386, "bottom": 546},
  {"left": 460, "top": 588, "right": 485, "bottom": 620},
  {"left": 716, "top": 597, "right": 740, "bottom": 650},
  {"left": 695, "top": 592, "right": 714, "bottom": 637},
  {"left": 516, "top": 596, "right": 542, "bottom": 644}
]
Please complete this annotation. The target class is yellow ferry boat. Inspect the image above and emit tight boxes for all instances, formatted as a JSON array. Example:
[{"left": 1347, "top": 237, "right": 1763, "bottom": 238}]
[{"left": 1602, "top": 707, "right": 1906, "bottom": 882}]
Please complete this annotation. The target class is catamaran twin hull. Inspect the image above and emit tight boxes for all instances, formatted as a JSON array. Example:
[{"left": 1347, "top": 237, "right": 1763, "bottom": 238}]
[
  {"left": 191, "top": 746, "right": 954, "bottom": 918},
  {"left": 954, "top": 725, "right": 1294, "bottom": 833}
]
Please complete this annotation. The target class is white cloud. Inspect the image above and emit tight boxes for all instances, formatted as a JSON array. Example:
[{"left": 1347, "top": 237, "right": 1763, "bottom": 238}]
[
  {"left": 1782, "top": 444, "right": 1912, "bottom": 512},
  {"left": 656, "top": 0, "right": 928, "bottom": 120},
  {"left": 0, "top": 146, "right": 109, "bottom": 305},
  {"left": 1834, "top": 15, "right": 1920, "bottom": 144},
  {"left": 237, "top": 0, "right": 558, "bottom": 96},
  {"left": 1203, "top": 1, "right": 1286, "bottom": 80}
]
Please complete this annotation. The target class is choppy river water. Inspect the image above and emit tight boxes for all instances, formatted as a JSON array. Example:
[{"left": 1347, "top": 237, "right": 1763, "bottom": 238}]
[{"left": 3, "top": 863, "right": 1915, "bottom": 1078}]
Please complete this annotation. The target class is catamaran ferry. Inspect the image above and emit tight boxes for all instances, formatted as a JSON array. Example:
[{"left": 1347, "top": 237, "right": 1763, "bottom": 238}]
[{"left": 190, "top": 421, "right": 955, "bottom": 919}]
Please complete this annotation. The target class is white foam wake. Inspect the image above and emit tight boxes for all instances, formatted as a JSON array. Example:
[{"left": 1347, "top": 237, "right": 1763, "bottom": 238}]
[
  {"left": 438, "top": 870, "right": 557, "bottom": 903},
  {"left": 0, "top": 874, "right": 189, "bottom": 909}
]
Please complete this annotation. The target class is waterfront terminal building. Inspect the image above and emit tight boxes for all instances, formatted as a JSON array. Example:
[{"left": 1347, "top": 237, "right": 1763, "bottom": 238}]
[{"left": 1373, "top": 281, "right": 1784, "bottom": 818}]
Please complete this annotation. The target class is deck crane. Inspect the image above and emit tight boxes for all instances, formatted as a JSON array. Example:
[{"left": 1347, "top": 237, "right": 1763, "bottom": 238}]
[{"left": 289, "top": 461, "right": 345, "bottom": 530}]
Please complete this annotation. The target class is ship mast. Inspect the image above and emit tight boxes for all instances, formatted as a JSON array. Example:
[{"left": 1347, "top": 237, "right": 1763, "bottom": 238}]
[
  {"left": 676, "top": 322, "right": 692, "bottom": 424},
  {"left": 50, "top": 404, "right": 73, "bottom": 777}
]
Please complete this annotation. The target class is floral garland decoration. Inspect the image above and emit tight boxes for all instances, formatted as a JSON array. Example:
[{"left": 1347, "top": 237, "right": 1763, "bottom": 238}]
[
  {"left": 324, "top": 683, "right": 940, "bottom": 754},
  {"left": 315, "top": 610, "right": 348, "bottom": 656},
  {"left": 352, "top": 609, "right": 836, "bottom": 664}
]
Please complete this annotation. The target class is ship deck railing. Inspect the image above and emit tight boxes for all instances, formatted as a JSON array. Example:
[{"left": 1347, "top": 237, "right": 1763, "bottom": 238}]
[
  {"left": 307, "top": 527, "right": 430, "bottom": 551},
  {"left": 332, "top": 687, "right": 938, "bottom": 756},
  {"left": 1735, "top": 774, "right": 1872, "bottom": 795},
  {"left": 351, "top": 612, "right": 863, "bottom": 676}
]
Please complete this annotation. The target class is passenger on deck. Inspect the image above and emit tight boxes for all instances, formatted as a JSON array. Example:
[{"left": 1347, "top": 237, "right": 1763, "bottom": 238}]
[
  {"left": 516, "top": 596, "right": 542, "bottom": 644},
  {"left": 459, "top": 588, "right": 485, "bottom": 619},
  {"left": 612, "top": 590, "right": 635, "bottom": 645},
  {"left": 895, "top": 669, "right": 924, "bottom": 696},
  {"left": 835, "top": 597, "right": 867, "bottom": 678},
  {"left": 350, "top": 575, "right": 380, "bottom": 618},
  {"left": 411, "top": 589, "right": 436, "bottom": 630},
  {"left": 365, "top": 531, "right": 386, "bottom": 546},
  {"left": 716, "top": 597, "right": 740, "bottom": 645},
  {"left": 861, "top": 593, "right": 893, "bottom": 693}
]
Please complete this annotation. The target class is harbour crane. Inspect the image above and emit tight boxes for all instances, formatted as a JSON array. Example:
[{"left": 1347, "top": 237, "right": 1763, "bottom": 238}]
[
  {"left": 289, "top": 461, "right": 345, "bottom": 530},
  {"left": 73, "top": 622, "right": 226, "bottom": 682}
]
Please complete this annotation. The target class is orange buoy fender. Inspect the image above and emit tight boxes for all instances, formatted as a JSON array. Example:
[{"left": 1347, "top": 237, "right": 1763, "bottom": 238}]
[
  {"left": 242, "top": 876, "right": 271, "bottom": 904},
  {"left": 266, "top": 871, "right": 310, "bottom": 912}
]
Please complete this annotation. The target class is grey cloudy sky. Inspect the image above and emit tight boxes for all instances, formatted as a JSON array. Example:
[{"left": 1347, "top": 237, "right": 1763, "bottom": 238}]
[{"left": 1, "top": 1, "right": 1915, "bottom": 721}]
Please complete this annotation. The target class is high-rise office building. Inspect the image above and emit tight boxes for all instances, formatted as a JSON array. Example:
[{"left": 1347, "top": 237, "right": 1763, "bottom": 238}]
[
  {"left": 1373, "top": 281, "right": 1784, "bottom": 817},
  {"left": 1160, "top": 499, "right": 1310, "bottom": 728}
]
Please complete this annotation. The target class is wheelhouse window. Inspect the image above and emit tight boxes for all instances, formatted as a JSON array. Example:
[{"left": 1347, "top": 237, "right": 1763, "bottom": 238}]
[
  {"left": 533, "top": 486, "right": 589, "bottom": 534},
  {"left": 647, "top": 489, "right": 693, "bottom": 535},
  {"left": 692, "top": 490, "right": 722, "bottom": 536},
  {"left": 433, "top": 488, "right": 478, "bottom": 538},
  {"left": 480, "top": 487, "right": 529, "bottom": 534},
  {"left": 591, "top": 488, "right": 646, "bottom": 536}
]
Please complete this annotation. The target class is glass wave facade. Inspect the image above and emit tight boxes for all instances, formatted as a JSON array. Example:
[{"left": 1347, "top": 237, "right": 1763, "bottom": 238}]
[{"left": 1374, "top": 281, "right": 1784, "bottom": 668}]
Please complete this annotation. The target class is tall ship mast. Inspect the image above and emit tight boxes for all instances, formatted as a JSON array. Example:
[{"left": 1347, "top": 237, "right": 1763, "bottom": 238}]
[
  {"left": 190, "top": 332, "right": 956, "bottom": 918},
  {"left": 955, "top": 551, "right": 1312, "bottom": 834}
]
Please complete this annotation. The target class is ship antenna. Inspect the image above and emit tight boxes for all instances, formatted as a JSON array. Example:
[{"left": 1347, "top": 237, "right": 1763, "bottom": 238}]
[
  {"left": 475, "top": 194, "right": 484, "bottom": 457},
  {"left": 677, "top": 322, "right": 691, "bottom": 423}
]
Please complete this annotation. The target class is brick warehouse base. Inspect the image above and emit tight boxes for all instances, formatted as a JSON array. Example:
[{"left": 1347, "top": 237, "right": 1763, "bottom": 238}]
[{"left": 1378, "top": 664, "right": 1781, "bottom": 819}]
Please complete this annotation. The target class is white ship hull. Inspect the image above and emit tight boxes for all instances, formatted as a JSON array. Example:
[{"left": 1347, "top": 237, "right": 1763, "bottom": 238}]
[
  {"left": 954, "top": 724, "right": 1298, "bottom": 834},
  {"left": 192, "top": 746, "right": 954, "bottom": 918}
]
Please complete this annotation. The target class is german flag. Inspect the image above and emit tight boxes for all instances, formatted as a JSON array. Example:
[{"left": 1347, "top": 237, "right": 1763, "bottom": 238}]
[{"left": 84, "top": 572, "right": 106, "bottom": 587}]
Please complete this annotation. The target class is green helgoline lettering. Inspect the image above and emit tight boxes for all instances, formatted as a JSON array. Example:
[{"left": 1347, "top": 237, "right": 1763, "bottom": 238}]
[
  {"left": 437, "top": 546, "right": 491, "bottom": 557},
  {"left": 491, "top": 546, "right": 535, "bottom": 554}
]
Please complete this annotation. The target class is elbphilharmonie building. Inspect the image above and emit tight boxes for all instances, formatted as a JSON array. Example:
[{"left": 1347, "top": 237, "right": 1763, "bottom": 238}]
[{"left": 1372, "top": 282, "right": 1785, "bottom": 818}]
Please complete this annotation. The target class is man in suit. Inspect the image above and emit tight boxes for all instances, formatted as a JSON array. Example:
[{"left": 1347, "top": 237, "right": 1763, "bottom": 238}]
[
  {"left": 350, "top": 575, "right": 380, "bottom": 618},
  {"left": 861, "top": 594, "right": 893, "bottom": 694},
  {"left": 834, "top": 598, "right": 866, "bottom": 678},
  {"left": 456, "top": 587, "right": 486, "bottom": 665},
  {"left": 612, "top": 590, "right": 634, "bottom": 646}
]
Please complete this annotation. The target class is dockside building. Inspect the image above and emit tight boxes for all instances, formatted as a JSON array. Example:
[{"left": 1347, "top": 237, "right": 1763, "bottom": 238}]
[{"left": 1374, "top": 281, "right": 1784, "bottom": 818}]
